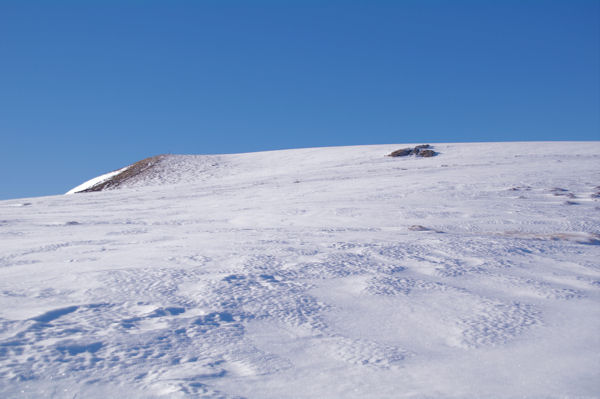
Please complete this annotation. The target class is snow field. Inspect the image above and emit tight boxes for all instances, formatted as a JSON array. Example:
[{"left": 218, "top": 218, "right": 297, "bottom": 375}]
[{"left": 0, "top": 142, "right": 599, "bottom": 398}]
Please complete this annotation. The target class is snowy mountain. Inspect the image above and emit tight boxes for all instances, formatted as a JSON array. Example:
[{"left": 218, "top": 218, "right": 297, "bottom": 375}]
[{"left": 1, "top": 142, "right": 599, "bottom": 398}]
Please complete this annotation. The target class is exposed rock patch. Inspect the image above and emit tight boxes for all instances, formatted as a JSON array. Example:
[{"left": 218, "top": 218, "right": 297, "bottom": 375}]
[
  {"left": 408, "top": 225, "right": 431, "bottom": 231},
  {"left": 408, "top": 225, "right": 443, "bottom": 233},
  {"left": 389, "top": 148, "right": 413, "bottom": 157},
  {"left": 418, "top": 149, "right": 436, "bottom": 157},
  {"left": 78, "top": 155, "right": 167, "bottom": 193},
  {"left": 388, "top": 144, "right": 438, "bottom": 158}
]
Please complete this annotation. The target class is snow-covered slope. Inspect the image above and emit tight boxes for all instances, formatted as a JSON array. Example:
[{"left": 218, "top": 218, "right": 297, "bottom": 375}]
[
  {"left": 65, "top": 165, "right": 132, "bottom": 194},
  {"left": 1, "top": 142, "right": 599, "bottom": 398}
]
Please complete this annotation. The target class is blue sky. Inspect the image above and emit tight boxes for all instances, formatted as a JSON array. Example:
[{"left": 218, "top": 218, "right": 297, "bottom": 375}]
[{"left": 1, "top": 1, "right": 598, "bottom": 200}]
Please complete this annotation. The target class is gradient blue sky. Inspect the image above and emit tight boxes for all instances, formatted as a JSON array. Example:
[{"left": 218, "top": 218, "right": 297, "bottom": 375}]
[{"left": 1, "top": 1, "right": 599, "bottom": 199}]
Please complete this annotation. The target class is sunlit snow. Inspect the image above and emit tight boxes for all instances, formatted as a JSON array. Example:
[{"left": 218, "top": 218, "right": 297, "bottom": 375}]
[
  {"left": 65, "top": 166, "right": 131, "bottom": 195},
  {"left": 1, "top": 142, "right": 599, "bottom": 398}
]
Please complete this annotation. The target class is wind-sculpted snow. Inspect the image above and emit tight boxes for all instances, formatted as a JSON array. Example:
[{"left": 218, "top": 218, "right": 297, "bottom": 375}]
[{"left": 1, "top": 142, "right": 599, "bottom": 398}]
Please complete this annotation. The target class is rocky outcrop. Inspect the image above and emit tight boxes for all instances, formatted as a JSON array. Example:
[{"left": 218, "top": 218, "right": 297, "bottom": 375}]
[
  {"left": 418, "top": 149, "right": 436, "bottom": 157},
  {"left": 389, "top": 148, "right": 413, "bottom": 157},
  {"left": 388, "top": 145, "right": 438, "bottom": 158},
  {"left": 77, "top": 155, "right": 166, "bottom": 193}
]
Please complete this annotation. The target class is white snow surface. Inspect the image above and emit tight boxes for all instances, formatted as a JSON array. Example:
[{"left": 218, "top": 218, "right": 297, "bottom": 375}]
[
  {"left": 65, "top": 165, "right": 131, "bottom": 194},
  {"left": 1, "top": 142, "right": 599, "bottom": 398}
]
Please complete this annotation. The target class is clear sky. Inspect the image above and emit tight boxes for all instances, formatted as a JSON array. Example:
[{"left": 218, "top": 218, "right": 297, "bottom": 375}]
[{"left": 1, "top": 1, "right": 599, "bottom": 200}]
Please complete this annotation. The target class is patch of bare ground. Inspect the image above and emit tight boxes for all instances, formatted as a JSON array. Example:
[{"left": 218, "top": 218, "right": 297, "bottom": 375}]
[
  {"left": 408, "top": 225, "right": 444, "bottom": 233},
  {"left": 77, "top": 155, "right": 167, "bottom": 193}
]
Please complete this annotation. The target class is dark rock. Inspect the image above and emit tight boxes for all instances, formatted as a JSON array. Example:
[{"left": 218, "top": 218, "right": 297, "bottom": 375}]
[
  {"left": 408, "top": 224, "right": 444, "bottom": 233},
  {"left": 388, "top": 148, "right": 413, "bottom": 157},
  {"left": 416, "top": 149, "right": 436, "bottom": 157},
  {"left": 408, "top": 225, "right": 431, "bottom": 231},
  {"left": 388, "top": 145, "right": 438, "bottom": 158}
]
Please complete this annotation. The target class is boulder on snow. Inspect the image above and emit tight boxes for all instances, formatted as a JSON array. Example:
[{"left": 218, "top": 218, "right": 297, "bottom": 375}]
[
  {"left": 416, "top": 149, "right": 436, "bottom": 157},
  {"left": 388, "top": 148, "right": 414, "bottom": 157},
  {"left": 388, "top": 145, "right": 437, "bottom": 158}
]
